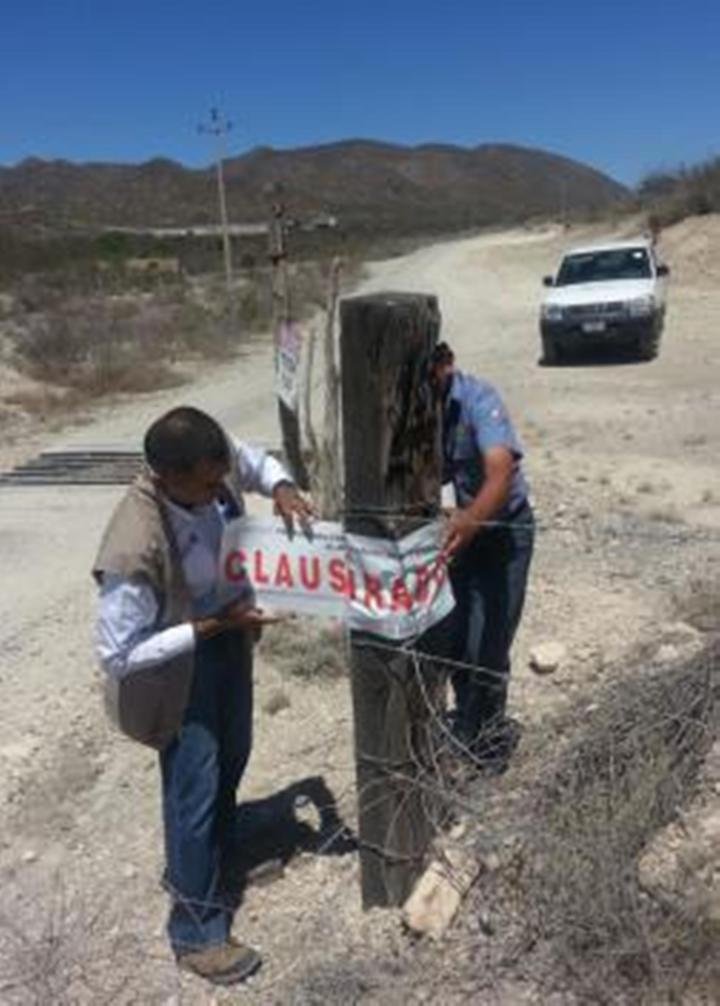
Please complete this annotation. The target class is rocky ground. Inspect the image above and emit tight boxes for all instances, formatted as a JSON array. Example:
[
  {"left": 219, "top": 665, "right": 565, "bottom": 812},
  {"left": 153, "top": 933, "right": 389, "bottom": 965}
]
[{"left": 0, "top": 218, "right": 718, "bottom": 1003}]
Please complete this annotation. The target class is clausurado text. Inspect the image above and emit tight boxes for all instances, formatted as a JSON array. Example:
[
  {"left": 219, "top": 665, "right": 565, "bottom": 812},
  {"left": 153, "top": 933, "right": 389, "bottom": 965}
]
[{"left": 220, "top": 517, "right": 455, "bottom": 640}]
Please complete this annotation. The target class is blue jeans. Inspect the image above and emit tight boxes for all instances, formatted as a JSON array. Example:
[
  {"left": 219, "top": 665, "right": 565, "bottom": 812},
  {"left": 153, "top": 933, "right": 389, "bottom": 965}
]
[
  {"left": 159, "top": 632, "right": 253, "bottom": 955},
  {"left": 449, "top": 502, "right": 534, "bottom": 745}
]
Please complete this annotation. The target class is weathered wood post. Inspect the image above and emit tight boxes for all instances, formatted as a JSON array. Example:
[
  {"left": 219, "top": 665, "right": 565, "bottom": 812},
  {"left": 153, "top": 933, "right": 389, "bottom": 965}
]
[
  {"left": 267, "top": 191, "right": 310, "bottom": 489},
  {"left": 340, "top": 291, "right": 444, "bottom": 907}
]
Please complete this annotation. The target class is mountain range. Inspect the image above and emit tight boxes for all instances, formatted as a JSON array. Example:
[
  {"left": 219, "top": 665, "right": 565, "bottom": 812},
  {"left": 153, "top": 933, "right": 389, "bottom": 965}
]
[{"left": 0, "top": 140, "right": 627, "bottom": 234}]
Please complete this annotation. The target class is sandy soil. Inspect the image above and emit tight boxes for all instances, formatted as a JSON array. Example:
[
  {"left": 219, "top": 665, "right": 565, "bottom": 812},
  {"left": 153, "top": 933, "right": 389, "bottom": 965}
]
[{"left": 1, "top": 218, "right": 719, "bottom": 1004}]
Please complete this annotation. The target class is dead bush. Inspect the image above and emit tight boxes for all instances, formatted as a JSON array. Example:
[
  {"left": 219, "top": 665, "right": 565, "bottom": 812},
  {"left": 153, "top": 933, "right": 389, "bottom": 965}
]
[
  {"left": 11, "top": 296, "right": 182, "bottom": 395},
  {"left": 524, "top": 640, "right": 720, "bottom": 1003},
  {"left": 638, "top": 156, "right": 720, "bottom": 229},
  {"left": 0, "top": 876, "right": 176, "bottom": 1005}
]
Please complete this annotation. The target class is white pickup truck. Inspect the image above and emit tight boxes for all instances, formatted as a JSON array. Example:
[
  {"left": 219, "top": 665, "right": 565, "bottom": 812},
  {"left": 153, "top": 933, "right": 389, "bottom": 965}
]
[{"left": 540, "top": 238, "right": 670, "bottom": 364}]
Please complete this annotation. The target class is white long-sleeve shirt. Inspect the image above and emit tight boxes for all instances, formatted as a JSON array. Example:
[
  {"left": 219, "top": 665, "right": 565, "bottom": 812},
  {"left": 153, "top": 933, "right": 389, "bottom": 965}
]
[{"left": 95, "top": 440, "right": 289, "bottom": 680}]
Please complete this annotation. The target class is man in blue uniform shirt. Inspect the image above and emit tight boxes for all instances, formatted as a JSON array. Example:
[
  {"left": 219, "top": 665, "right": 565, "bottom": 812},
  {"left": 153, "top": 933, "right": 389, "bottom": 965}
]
[{"left": 431, "top": 342, "right": 534, "bottom": 768}]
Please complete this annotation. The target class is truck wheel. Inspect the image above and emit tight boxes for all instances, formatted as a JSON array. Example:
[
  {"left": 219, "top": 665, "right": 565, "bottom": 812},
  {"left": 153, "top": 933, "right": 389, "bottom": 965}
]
[
  {"left": 637, "top": 334, "right": 658, "bottom": 361},
  {"left": 541, "top": 335, "right": 560, "bottom": 366}
]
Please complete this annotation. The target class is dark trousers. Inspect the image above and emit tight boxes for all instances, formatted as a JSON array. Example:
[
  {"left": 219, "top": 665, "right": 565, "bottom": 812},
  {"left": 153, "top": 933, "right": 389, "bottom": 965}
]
[
  {"left": 159, "top": 632, "right": 253, "bottom": 955},
  {"left": 449, "top": 503, "right": 534, "bottom": 745}
]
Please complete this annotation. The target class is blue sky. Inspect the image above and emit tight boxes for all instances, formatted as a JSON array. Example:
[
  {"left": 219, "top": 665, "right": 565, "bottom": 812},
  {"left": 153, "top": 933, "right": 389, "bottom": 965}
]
[{"left": 2, "top": 0, "right": 718, "bottom": 185}]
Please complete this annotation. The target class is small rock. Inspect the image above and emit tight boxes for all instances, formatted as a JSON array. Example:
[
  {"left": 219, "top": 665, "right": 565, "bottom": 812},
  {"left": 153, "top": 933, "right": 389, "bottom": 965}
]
[
  {"left": 121, "top": 864, "right": 138, "bottom": 880},
  {"left": 529, "top": 642, "right": 566, "bottom": 674},
  {"left": 449, "top": 820, "right": 467, "bottom": 841},
  {"left": 21, "top": 849, "right": 38, "bottom": 864},
  {"left": 482, "top": 851, "right": 501, "bottom": 873},
  {"left": 655, "top": 643, "right": 681, "bottom": 665}
]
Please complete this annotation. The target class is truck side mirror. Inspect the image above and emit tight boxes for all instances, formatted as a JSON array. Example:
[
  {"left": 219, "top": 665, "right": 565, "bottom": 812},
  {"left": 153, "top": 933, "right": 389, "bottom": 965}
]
[
  {"left": 543, "top": 275, "right": 555, "bottom": 287},
  {"left": 656, "top": 264, "right": 670, "bottom": 277}
]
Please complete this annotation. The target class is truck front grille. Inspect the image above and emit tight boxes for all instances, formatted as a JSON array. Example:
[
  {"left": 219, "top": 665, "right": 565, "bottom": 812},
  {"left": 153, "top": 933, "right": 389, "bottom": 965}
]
[{"left": 565, "top": 301, "right": 625, "bottom": 319}]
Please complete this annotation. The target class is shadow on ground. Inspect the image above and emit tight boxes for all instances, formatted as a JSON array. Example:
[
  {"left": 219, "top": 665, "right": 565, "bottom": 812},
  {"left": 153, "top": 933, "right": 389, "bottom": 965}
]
[
  {"left": 539, "top": 344, "right": 656, "bottom": 367},
  {"left": 225, "top": 775, "right": 357, "bottom": 902}
]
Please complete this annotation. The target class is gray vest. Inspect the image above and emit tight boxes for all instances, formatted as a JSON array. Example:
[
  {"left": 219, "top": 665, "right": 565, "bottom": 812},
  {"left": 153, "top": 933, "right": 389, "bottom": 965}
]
[{"left": 92, "top": 457, "right": 246, "bottom": 750}]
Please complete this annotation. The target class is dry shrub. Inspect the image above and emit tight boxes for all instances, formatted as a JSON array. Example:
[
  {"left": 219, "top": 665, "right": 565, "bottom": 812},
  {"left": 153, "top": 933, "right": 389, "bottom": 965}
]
[
  {"left": 5, "top": 256, "right": 343, "bottom": 410},
  {"left": 11, "top": 296, "right": 182, "bottom": 395},
  {"left": 640, "top": 157, "right": 720, "bottom": 229},
  {"left": 525, "top": 640, "right": 719, "bottom": 1003},
  {"left": 0, "top": 876, "right": 176, "bottom": 1005},
  {"left": 260, "top": 616, "right": 348, "bottom": 679}
]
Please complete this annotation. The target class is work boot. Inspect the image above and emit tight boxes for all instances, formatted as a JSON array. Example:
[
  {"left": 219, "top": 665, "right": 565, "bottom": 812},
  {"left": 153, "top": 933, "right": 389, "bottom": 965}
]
[{"left": 177, "top": 938, "right": 262, "bottom": 985}]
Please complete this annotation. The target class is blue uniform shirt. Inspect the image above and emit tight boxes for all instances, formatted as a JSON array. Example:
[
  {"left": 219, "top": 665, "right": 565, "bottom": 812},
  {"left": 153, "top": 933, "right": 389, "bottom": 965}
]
[{"left": 442, "top": 370, "right": 529, "bottom": 518}]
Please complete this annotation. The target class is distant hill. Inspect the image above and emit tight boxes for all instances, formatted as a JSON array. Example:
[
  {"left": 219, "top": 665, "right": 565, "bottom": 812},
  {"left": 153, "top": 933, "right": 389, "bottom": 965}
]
[{"left": 0, "top": 140, "right": 627, "bottom": 233}]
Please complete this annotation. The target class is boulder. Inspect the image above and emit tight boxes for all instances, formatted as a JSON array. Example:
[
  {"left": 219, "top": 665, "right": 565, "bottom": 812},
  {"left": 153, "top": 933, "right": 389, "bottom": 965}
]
[{"left": 403, "top": 847, "right": 479, "bottom": 940}]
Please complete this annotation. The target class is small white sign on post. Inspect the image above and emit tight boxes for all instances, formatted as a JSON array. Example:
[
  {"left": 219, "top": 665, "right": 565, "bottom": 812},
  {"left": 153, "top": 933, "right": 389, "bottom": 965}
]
[
  {"left": 220, "top": 517, "right": 454, "bottom": 640},
  {"left": 275, "top": 320, "right": 303, "bottom": 412}
]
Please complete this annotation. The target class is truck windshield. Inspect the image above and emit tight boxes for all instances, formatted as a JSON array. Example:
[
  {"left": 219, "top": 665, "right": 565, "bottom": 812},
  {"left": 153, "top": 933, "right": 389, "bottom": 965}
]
[{"left": 556, "top": 248, "right": 652, "bottom": 286}]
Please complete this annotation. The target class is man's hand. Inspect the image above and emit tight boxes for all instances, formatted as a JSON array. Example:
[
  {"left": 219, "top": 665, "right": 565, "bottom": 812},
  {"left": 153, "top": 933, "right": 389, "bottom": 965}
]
[
  {"left": 442, "top": 507, "right": 480, "bottom": 559},
  {"left": 272, "top": 481, "right": 314, "bottom": 535},
  {"left": 222, "top": 601, "right": 285, "bottom": 631},
  {"left": 442, "top": 447, "right": 513, "bottom": 558},
  {"left": 193, "top": 602, "right": 285, "bottom": 641}
]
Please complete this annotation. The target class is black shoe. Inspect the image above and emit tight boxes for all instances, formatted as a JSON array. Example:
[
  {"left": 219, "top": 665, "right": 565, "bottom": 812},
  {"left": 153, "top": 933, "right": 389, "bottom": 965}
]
[{"left": 470, "top": 717, "right": 522, "bottom": 774}]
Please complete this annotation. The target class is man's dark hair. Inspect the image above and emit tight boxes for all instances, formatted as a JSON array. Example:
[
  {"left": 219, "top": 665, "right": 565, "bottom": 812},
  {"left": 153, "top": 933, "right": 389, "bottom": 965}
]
[
  {"left": 431, "top": 341, "right": 455, "bottom": 366},
  {"left": 144, "top": 407, "right": 230, "bottom": 474}
]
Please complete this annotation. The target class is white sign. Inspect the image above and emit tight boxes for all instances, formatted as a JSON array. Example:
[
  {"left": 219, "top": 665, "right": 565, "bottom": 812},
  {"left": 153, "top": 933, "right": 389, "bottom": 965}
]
[
  {"left": 220, "top": 517, "right": 455, "bottom": 640},
  {"left": 275, "top": 320, "right": 303, "bottom": 411}
]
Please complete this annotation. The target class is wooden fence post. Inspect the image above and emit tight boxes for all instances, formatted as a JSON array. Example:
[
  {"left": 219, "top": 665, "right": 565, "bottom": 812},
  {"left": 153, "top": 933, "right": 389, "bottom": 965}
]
[
  {"left": 340, "top": 291, "right": 445, "bottom": 908},
  {"left": 267, "top": 193, "right": 310, "bottom": 490}
]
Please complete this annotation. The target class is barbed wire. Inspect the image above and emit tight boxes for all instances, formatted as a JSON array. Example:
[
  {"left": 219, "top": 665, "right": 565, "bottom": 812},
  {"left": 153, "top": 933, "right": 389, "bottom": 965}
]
[{"left": 298, "top": 503, "right": 720, "bottom": 542}]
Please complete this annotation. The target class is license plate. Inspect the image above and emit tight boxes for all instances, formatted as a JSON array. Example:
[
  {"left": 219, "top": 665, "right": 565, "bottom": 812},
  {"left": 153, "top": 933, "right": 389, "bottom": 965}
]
[{"left": 582, "top": 320, "right": 606, "bottom": 334}]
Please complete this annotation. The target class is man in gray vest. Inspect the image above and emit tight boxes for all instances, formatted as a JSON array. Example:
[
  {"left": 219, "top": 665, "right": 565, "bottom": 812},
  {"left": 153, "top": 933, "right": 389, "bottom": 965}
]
[{"left": 93, "top": 406, "right": 310, "bottom": 985}]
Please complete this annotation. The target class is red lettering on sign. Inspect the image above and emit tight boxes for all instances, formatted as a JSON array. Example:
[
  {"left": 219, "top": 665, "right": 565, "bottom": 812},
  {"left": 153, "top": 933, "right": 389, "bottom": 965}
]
[
  {"left": 299, "top": 556, "right": 321, "bottom": 591},
  {"left": 363, "top": 574, "right": 384, "bottom": 610},
  {"left": 224, "top": 549, "right": 247, "bottom": 582},
  {"left": 275, "top": 553, "right": 294, "bottom": 588},
  {"left": 253, "top": 549, "right": 270, "bottom": 585},
  {"left": 431, "top": 562, "right": 447, "bottom": 596},
  {"left": 328, "top": 558, "right": 349, "bottom": 595},
  {"left": 414, "top": 563, "right": 429, "bottom": 602},
  {"left": 390, "top": 577, "right": 413, "bottom": 612}
]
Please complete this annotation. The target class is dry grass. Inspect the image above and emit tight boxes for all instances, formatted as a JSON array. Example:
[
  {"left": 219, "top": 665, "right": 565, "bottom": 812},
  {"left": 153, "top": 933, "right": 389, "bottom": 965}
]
[
  {"left": 260, "top": 617, "right": 348, "bottom": 679},
  {"left": 675, "top": 578, "right": 720, "bottom": 634},
  {"left": 640, "top": 156, "right": 720, "bottom": 229},
  {"left": 297, "top": 600, "right": 719, "bottom": 1004},
  {"left": 3, "top": 259, "right": 338, "bottom": 411},
  {"left": 0, "top": 876, "right": 175, "bottom": 1005},
  {"left": 531, "top": 662, "right": 713, "bottom": 993}
]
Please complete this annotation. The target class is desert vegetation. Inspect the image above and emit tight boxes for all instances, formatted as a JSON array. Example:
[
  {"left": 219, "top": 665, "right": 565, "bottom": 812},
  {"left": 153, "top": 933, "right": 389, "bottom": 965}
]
[
  {"left": 639, "top": 155, "right": 720, "bottom": 229},
  {"left": 0, "top": 255, "right": 345, "bottom": 423}
]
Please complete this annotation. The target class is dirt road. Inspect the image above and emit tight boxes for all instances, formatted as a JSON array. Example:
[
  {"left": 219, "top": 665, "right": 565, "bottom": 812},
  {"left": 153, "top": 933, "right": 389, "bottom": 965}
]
[{"left": 1, "top": 219, "right": 719, "bottom": 1003}]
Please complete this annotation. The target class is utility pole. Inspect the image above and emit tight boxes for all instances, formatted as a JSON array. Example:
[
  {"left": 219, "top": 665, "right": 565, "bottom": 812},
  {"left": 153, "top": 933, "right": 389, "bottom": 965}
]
[
  {"left": 560, "top": 177, "right": 569, "bottom": 231},
  {"left": 198, "top": 107, "right": 234, "bottom": 302}
]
